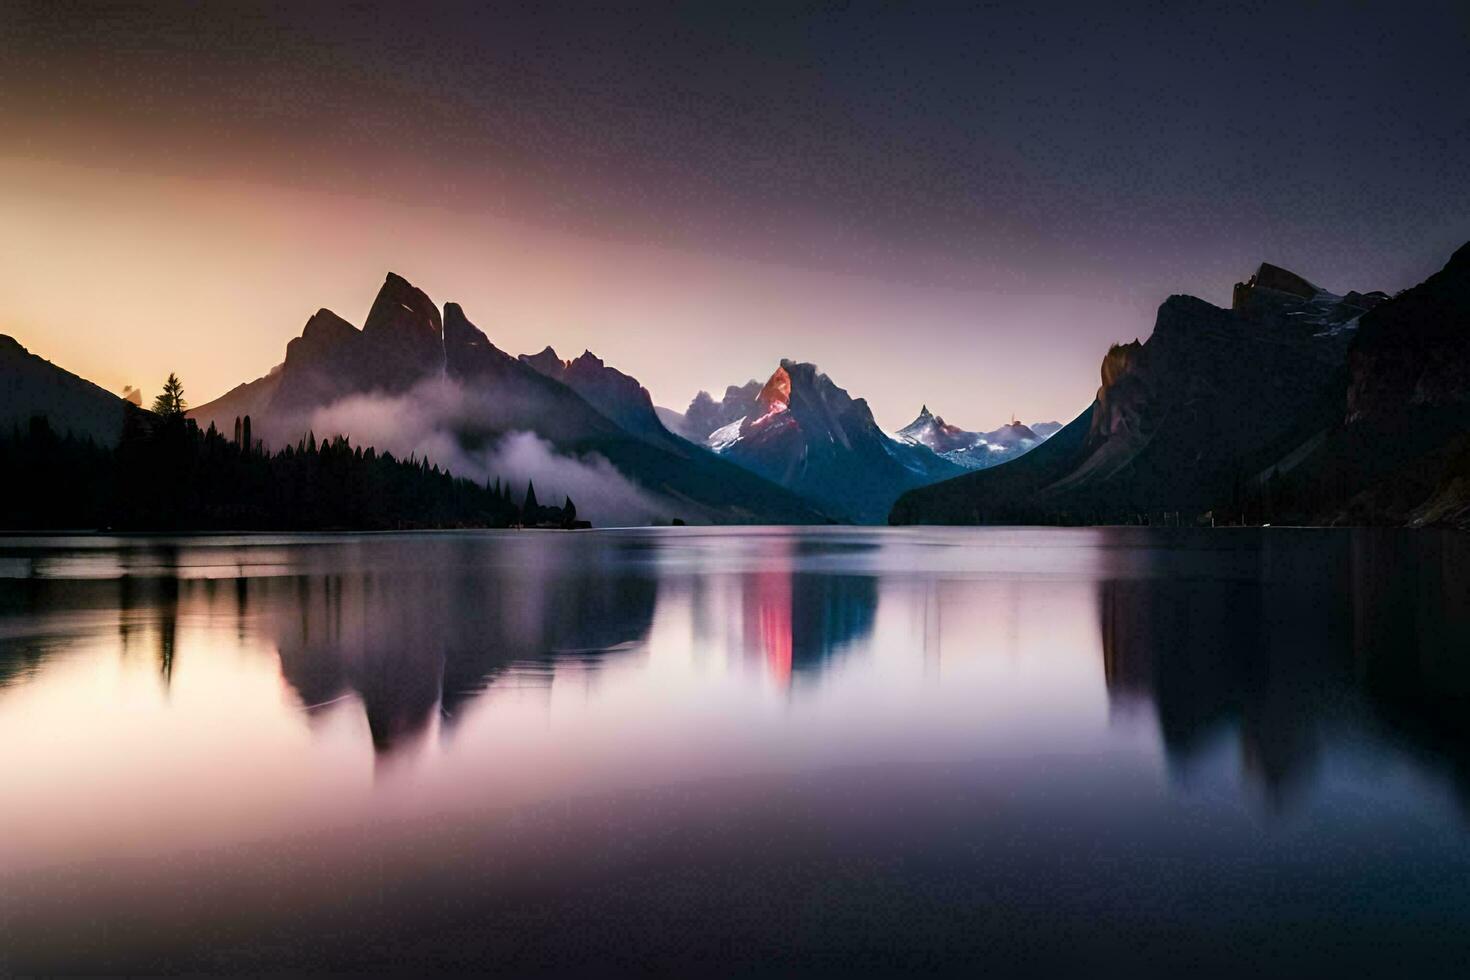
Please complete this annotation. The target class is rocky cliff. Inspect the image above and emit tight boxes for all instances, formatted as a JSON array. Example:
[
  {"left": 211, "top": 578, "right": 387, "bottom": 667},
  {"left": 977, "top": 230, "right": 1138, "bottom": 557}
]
[{"left": 891, "top": 252, "right": 1411, "bottom": 526}]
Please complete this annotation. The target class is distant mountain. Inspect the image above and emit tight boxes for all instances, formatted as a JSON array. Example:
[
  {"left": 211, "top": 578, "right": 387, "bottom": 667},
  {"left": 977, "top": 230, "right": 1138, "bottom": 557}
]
[
  {"left": 681, "top": 380, "right": 766, "bottom": 443},
  {"left": 895, "top": 406, "right": 980, "bottom": 455},
  {"left": 519, "top": 347, "right": 671, "bottom": 444},
  {"left": 681, "top": 360, "right": 961, "bottom": 522},
  {"left": 891, "top": 255, "right": 1405, "bottom": 525},
  {"left": 0, "top": 334, "right": 136, "bottom": 446},
  {"left": 894, "top": 406, "right": 1058, "bottom": 470},
  {"left": 191, "top": 273, "right": 829, "bottom": 525},
  {"left": 654, "top": 405, "right": 693, "bottom": 439}
]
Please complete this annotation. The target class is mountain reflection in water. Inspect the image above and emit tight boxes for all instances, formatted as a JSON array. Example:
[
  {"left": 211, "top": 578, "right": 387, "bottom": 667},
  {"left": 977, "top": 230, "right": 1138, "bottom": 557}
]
[{"left": 1, "top": 527, "right": 1469, "bottom": 975}]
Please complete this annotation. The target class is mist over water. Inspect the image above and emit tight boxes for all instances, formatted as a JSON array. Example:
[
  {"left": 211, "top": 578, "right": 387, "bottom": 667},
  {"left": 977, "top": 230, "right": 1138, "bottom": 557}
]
[{"left": 2, "top": 527, "right": 1469, "bottom": 974}]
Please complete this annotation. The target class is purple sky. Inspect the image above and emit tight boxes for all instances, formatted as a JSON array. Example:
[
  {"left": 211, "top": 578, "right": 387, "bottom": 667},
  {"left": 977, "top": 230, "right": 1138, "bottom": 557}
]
[{"left": 2, "top": 1, "right": 1466, "bottom": 429}]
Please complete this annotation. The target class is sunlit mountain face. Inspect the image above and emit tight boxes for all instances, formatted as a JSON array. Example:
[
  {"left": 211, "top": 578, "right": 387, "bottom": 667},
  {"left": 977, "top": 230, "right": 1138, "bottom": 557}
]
[{"left": 665, "top": 360, "right": 962, "bottom": 522}]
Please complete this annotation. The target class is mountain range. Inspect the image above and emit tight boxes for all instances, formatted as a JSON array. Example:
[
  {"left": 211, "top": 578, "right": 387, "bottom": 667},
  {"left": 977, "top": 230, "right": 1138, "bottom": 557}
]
[
  {"left": 180, "top": 274, "right": 1056, "bottom": 525},
  {"left": 891, "top": 242, "right": 1470, "bottom": 529},
  {"left": 185, "top": 274, "right": 840, "bottom": 525},
  {"left": 656, "top": 363, "right": 1058, "bottom": 522},
  {"left": 894, "top": 406, "right": 1060, "bottom": 469},
  {"left": 5, "top": 271, "right": 1042, "bottom": 526},
  {"left": 9, "top": 242, "right": 1466, "bottom": 530}
]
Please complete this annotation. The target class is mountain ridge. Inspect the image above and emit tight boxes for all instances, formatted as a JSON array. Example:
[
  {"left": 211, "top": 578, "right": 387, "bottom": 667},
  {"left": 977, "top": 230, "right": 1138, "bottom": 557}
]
[
  {"left": 189, "top": 273, "right": 830, "bottom": 525},
  {"left": 891, "top": 243, "right": 1470, "bottom": 528},
  {"left": 676, "top": 359, "right": 962, "bottom": 522}
]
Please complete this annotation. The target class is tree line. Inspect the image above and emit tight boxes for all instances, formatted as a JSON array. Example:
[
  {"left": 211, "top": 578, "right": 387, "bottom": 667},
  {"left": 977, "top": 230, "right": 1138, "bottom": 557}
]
[{"left": 1, "top": 374, "right": 586, "bottom": 531}]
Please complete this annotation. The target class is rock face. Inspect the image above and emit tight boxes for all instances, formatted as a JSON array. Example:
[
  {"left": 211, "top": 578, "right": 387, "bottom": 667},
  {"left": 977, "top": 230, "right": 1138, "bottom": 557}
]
[
  {"left": 440, "top": 305, "right": 627, "bottom": 445},
  {"left": 519, "top": 347, "right": 669, "bottom": 442},
  {"left": 0, "top": 334, "right": 135, "bottom": 446},
  {"left": 1315, "top": 241, "right": 1470, "bottom": 527},
  {"left": 681, "top": 380, "right": 764, "bottom": 442},
  {"left": 891, "top": 258, "right": 1377, "bottom": 525},
  {"left": 216, "top": 274, "right": 451, "bottom": 427},
  {"left": 1347, "top": 242, "right": 1470, "bottom": 422},
  {"left": 1231, "top": 261, "right": 1319, "bottom": 310},
  {"left": 363, "top": 273, "right": 442, "bottom": 350},
  {"left": 695, "top": 359, "right": 961, "bottom": 522},
  {"left": 190, "top": 273, "right": 830, "bottom": 525}
]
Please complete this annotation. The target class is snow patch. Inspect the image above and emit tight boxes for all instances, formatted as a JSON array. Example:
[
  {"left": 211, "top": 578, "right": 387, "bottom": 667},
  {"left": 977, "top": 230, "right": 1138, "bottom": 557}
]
[{"left": 708, "top": 416, "right": 747, "bottom": 452}]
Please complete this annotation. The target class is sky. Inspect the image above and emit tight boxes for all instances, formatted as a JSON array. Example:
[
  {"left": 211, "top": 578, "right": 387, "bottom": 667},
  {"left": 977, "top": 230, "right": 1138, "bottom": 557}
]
[{"left": 2, "top": 1, "right": 1467, "bottom": 430}]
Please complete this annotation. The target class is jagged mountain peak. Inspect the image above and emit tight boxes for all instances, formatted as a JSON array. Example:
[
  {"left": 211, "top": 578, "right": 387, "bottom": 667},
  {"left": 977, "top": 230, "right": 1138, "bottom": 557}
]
[
  {"left": 519, "top": 344, "right": 667, "bottom": 441},
  {"left": 521, "top": 345, "right": 567, "bottom": 375},
  {"left": 299, "top": 308, "right": 358, "bottom": 345},
  {"left": 443, "top": 302, "right": 513, "bottom": 363},
  {"left": 520, "top": 346, "right": 609, "bottom": 374},
  {"left": 757, "top": 364, "right": 792, "bottom": 413},
  {"left": 892, "top": 248, "right": 1426, "bottom": 526},
  {"left": 1240, "top": 262, "right": 1320, "bottom": 302},
  {"left": 184, "top": 275, "right": 826, "bottom": 525},
  {"left": 689, "top": 358, "right": 961, "bottom": 521},
  {"left": 363, "top": 271, "right": 442, "bottom": 342}
]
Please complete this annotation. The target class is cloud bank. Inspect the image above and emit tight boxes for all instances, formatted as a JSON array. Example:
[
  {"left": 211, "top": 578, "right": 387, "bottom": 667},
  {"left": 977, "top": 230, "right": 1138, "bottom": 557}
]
[{"left": 307, "top": 377, "right": 668, "bottom": 527}]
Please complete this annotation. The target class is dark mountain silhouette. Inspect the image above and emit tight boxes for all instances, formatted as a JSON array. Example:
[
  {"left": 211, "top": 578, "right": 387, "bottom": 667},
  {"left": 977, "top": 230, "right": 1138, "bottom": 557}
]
[
  {"left": 1290, "top": 241, "right": 1470, "bottom": 526},
  {"left": 0, "top": 334, "right": 140, "bottom": 446},
  {"left": 191, "top": 273, "right": 829, "bottom": 525},
  {"left": 892, "top": 243, "right": 1470, "bottom": 528},
  {"left": 519, "top": 346, "right": 670, "bottom": 443},
  {"left": 685, "top": 360, "right": 961, "bottom": 522}
]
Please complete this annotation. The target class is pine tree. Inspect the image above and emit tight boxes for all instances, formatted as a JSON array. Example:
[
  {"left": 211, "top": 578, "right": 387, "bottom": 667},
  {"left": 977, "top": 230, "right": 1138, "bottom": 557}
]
[
  {"left": 524, "top": 479, "right": 538, "bottom": 512},
  {"left": 152, "top": 373, "right": 187, "bottom": 417}
]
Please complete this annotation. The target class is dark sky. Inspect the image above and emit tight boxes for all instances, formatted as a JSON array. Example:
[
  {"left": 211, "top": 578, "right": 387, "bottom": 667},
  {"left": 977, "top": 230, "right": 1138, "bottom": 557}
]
[{"left": 3, "top": 1, "right": 1467, "bottom": 425}]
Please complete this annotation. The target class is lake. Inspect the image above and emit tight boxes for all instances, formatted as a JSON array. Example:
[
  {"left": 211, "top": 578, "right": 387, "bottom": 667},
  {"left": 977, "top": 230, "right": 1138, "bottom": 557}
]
[{"left": 2, "top": 526, "right": 1469, "bottom": 975}]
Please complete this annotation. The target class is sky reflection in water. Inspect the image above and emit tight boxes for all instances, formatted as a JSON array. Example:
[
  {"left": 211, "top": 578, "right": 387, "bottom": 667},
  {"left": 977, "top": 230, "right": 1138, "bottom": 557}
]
[{"left": 1, "top": 527, "right": 1469, "bottom": 974}]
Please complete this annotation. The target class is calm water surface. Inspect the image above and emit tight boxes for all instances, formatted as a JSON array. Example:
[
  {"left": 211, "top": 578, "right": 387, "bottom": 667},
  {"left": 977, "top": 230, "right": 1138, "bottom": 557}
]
[{"left": 2, "top": 526, "right": 1469, "bottom": 975}]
